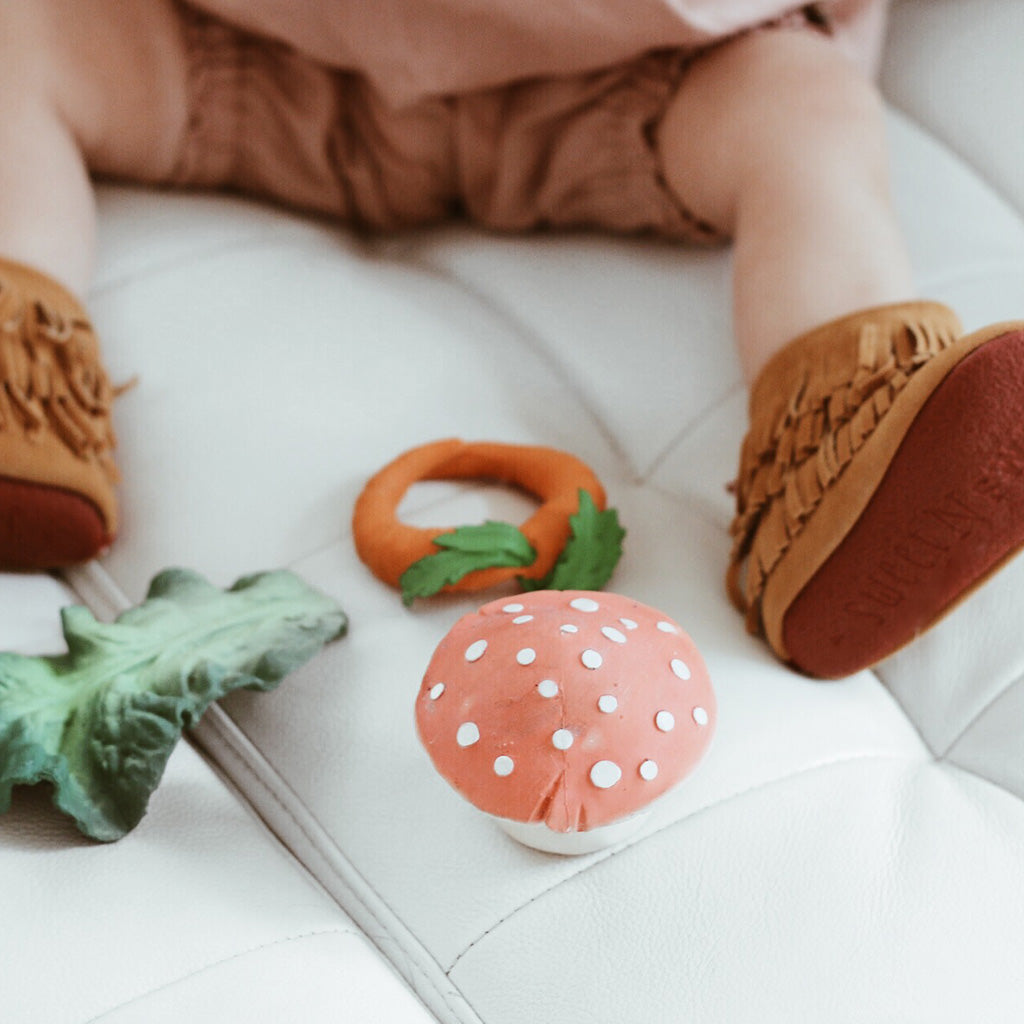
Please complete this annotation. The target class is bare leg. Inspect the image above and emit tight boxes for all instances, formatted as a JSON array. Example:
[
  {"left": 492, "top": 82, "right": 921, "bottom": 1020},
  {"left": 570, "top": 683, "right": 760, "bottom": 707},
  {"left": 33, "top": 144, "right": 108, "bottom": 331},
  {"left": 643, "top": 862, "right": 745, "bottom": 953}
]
[
  {"left": 0, "top": 0, "right": 190, "bottom": 297},
  {"left": 663, "top": 29, "right": 1024, "bottom": 677},
  {"left": 657, "top": 28, "right": 915, "bottom": 382},
  {"left": 0, "top": 1, "right": 191, "bottom": 568}
]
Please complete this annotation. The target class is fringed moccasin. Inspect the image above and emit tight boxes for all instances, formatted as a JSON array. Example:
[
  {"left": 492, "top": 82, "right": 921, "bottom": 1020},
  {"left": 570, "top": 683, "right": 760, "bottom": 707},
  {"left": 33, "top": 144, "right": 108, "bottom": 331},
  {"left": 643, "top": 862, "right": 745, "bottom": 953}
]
[
  {"left": 728, "top": 300, "right": 1024, "bottom": 677},
  {"left": 0, "top": 258, "right": 119, "bottom": 568}
]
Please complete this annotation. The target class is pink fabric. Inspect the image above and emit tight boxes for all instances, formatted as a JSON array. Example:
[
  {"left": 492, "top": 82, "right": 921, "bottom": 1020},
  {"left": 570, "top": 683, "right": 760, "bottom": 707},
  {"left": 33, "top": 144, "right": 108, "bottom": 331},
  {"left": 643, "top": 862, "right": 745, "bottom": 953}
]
[
  {"left": 182, "top": 0, "right": 889, "bottom": 107},
  {"left": 171, "top": 12, "right": 723, "bottom": 238},
  {"left": 169, "top": 1, "right": 890, "bottom": 238}
]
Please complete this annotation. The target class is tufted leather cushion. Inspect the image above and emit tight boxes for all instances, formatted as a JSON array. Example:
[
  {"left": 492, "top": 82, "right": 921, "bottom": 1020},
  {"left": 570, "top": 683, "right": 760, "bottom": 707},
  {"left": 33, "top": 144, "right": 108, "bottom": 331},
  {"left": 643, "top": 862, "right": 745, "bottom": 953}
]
[{"left": 3, "top": 2, "right": 1023, "bottom": 1019}]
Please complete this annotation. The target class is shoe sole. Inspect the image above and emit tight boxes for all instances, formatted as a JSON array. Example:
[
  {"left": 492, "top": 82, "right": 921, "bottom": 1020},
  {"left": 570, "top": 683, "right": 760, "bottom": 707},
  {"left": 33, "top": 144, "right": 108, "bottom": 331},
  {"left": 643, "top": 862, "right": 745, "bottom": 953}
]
[
  {"left": 0, "top": 476, "right": 111, "bottom": 569},
  {"left": 776, "top": 324, "right": 1024, "bottom": 678}
]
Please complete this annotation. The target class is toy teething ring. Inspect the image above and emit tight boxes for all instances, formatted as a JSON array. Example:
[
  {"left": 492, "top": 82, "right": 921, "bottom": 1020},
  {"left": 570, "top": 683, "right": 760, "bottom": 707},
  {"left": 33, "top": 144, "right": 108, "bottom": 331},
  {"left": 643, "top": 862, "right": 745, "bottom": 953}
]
[{"left": 352, "top": 438, "right": 608, "bottom": 594}]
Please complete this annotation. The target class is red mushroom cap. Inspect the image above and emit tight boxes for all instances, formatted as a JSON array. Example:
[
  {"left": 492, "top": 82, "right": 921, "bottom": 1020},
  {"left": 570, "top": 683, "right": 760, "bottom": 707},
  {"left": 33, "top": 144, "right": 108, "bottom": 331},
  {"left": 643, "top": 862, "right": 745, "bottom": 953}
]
[{"left": 416, "top": 590, "right": 715, "bottom": 835}]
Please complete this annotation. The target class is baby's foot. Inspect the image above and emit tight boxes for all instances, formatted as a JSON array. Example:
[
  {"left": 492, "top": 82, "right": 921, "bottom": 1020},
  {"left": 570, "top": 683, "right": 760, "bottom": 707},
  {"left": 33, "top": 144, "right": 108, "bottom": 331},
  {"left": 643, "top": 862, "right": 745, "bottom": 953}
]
[
  {"left": 729, "top": 301, "right": 1024, "bottom": 677},
  {"left": 0, "top": 259, "right": 119, "bottom": 569}
]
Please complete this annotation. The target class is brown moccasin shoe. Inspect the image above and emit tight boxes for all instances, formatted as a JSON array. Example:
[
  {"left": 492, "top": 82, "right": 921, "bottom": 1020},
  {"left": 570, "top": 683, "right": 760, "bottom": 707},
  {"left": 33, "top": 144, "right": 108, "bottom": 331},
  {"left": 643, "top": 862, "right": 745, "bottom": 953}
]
[
  {"left": 0, "top": 258, "right": 119, "bottom": 569},
  {"left": 728, "top": 301, "right": 1024, "bottom": 677}
]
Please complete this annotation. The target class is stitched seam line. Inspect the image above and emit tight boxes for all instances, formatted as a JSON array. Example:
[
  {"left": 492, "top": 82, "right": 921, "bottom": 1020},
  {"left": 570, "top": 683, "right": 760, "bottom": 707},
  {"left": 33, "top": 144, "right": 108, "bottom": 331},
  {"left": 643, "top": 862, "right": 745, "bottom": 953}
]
[
  {"left": 938, "top": 669, "right": 1024, "bottom": 759},
  {"left": 82, "top": 928, "right": 353, "bottom": 1024},
  {"left": 939, "top": 755, "right": 1024, "bottom": 811},
  {"left": 372, "top": 245, "right": 636, "bottom": 479},
  {"left": 448, "top": 750, "right": 928, "bottom": 970},
  {"left": 63, "top": 561, "right": 469, "bottom": 1022},
  {"left": 193, "top": 706, "right": 482, "bottom": 1024}
]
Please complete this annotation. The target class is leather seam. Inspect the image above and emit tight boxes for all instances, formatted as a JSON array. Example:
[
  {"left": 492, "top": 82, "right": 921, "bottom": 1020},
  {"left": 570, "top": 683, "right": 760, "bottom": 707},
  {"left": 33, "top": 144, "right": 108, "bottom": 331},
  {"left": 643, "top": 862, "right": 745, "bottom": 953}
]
[
  {"left": 448, "top": 749, "right": 929, "bottom": 971},
  {"left": 939, "top": 669, "right": 1024, "bottom": 760},
  {"left": 82, "top": 928, "right": 356, "bottom": 1024},
  {"left": 193, "top": 705, "right": 482, "bottom": 1024}
]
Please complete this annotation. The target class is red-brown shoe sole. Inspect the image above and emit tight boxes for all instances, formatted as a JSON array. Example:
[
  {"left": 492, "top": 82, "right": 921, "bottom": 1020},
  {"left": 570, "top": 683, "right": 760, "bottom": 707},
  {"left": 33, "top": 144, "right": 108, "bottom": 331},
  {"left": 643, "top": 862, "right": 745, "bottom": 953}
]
[
  {"left": 0, "top": 477, "right": 111, "bottom": 570},
  {"left": 782, "top": 326, "right": 1024, "bottom": 678}
]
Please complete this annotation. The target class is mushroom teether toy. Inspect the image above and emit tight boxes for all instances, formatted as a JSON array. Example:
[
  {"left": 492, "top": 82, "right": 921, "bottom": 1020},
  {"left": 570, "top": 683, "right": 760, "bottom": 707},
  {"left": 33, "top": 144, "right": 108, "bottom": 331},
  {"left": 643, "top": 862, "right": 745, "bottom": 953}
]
[{"left": 416, "top": 590, "right": 715, "bottom": 854}]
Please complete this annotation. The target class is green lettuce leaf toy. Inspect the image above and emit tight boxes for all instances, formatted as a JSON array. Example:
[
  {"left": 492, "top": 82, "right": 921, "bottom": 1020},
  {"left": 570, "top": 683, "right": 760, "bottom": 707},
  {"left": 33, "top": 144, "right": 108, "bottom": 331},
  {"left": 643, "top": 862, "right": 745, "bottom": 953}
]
[{"left": 0, "top": 568, "right": 347, "bottom": 841}]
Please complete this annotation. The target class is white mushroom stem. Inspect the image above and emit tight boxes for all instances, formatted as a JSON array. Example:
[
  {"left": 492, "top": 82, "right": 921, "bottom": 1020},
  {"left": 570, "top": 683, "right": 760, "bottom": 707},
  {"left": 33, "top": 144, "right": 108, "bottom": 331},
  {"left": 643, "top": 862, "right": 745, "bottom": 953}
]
[{"left": 494, "top": 811, "right": 651, "bottom": 855}]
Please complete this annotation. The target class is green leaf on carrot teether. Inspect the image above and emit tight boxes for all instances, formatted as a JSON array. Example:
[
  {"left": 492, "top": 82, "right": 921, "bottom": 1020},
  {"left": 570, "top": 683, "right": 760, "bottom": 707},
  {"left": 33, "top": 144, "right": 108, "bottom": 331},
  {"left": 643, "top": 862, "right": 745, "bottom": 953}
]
[
  {"left": 520, "top": 489, "right": 625, "bottom": 592},
  {"left": 0, "top": 568, "right": 347, "bottom": 841},
  {"left": 400, "top": 521, "right": 537, "bottom": 606}
]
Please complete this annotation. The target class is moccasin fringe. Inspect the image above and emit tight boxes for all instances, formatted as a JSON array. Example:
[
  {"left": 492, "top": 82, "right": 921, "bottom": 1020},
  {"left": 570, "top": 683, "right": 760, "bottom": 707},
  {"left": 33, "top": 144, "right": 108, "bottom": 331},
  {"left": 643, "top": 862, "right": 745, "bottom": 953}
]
[
  {"left": 727, "top": 302, "right": 962, "bottom": 637},
  {"left": 0, "top": 275, "right": 118, "bottom": 482}
]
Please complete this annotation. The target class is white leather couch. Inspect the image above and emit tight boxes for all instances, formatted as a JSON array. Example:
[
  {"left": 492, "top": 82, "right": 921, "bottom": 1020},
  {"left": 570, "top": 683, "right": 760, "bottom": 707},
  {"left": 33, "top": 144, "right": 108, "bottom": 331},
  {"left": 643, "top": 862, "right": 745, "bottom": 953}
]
[{"left": 4, "top": 1, "right": 1024, "bottom": 1020}]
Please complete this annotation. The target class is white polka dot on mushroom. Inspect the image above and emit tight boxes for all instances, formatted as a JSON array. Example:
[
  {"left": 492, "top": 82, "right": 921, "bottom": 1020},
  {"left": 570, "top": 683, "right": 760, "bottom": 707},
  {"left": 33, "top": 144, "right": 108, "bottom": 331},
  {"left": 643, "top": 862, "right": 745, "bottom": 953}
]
[
  {"left": 502, "top": 604, "right": 524, "bottom": 613},
  {"left": 429, "top": 683, "right": 445, "bottom": 700},
  {"left": 639, "top": 760, "right": 659, "bottom": 781},
  {"left": 693, "top": 706, "right": 709, "bottom": 726},
  {"left": 456, "top": 722, "right": 480, "bottom": 747},
  {"left": 560, "top": 624, "right": 579, "bottom": 634},
  {"left": 655, "top": 710, "right": 675, "bottom": 732},
  {"left": 552, "top": 729, "right": 574, "bottom": 750},
  {"left": 671, "top": 658, "right": 691, "bottom": 680},
  {"left": 590, "top": 760, "right": 622, "bottom": 789},
  {"left": 619, "top": 617, "right": 638, "bottom": 630},
  {"left": 493, "top": 756, "right": 515, "bottom": 776},
  {"left": 516, "top": 647, "right": 536, "bottom": 666},
  {"left": 601, "top": 626, "right": 627, "bottom": 644},
  {"left": 657, "top": 621, "right": 678, "bottom": 634},
  {"left": 537, "top": 679, "right": 559, "bottom": 698},
  {"left": 570, "top": 597, "right": 600, "bottom": 612},
  {"left": 598, "top": 694, "right": 618, "bottom": 713},
  {"left": 512, "top": 615, "right": 534, "bottom": 624},
  {"left": 581, "top": 649, "right": 603, "bottom": 670},
  {"left": 465, "top": 640, "right": 488, "bottom": 662}
]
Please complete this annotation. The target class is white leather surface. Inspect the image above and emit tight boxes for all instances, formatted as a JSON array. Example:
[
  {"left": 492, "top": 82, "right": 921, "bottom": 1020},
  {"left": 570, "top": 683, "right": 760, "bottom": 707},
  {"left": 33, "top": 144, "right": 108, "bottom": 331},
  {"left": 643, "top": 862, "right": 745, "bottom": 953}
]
[
  {"left": 68, "top": 97, "right": 1024, "bottom": 1024},
  {"left": 0, "top": 573, "right": 80, "bottom": 654},
  {"left": 94, "top": 932, "right": 428, "bottom": 1024},
  {"left": 881, "top": 0, "right": 1024, "bottom": 218},
  {"left": 0, "top": 577, "right": 430, "bottom": 1023},
  {"left": 3, "top": 2, "right": 1023, "bottom": 1021}
]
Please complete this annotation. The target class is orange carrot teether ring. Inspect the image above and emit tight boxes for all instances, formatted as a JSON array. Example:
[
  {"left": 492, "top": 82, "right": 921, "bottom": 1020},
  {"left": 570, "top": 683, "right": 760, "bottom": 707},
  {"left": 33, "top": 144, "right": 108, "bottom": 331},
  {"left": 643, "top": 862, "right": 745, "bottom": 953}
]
[{"left": 352, "top": 439, "right": 624, "bottom": 603}]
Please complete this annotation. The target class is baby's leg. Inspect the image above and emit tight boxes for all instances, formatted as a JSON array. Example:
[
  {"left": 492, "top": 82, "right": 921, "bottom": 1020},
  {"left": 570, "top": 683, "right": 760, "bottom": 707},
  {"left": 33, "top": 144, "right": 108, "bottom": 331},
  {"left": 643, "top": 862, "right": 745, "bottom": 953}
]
[
  {"left": 0, "top": 1, "right": 190, "bottom": 567},
  {"left": 659, "top": 27, "right": 1024, "bottom": 677},
  {"left": 658, "top": 27, "right": 914, "bottom": 382},
  {"left": 0, "top": 0, "right": 190, "bottom": 295}
]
